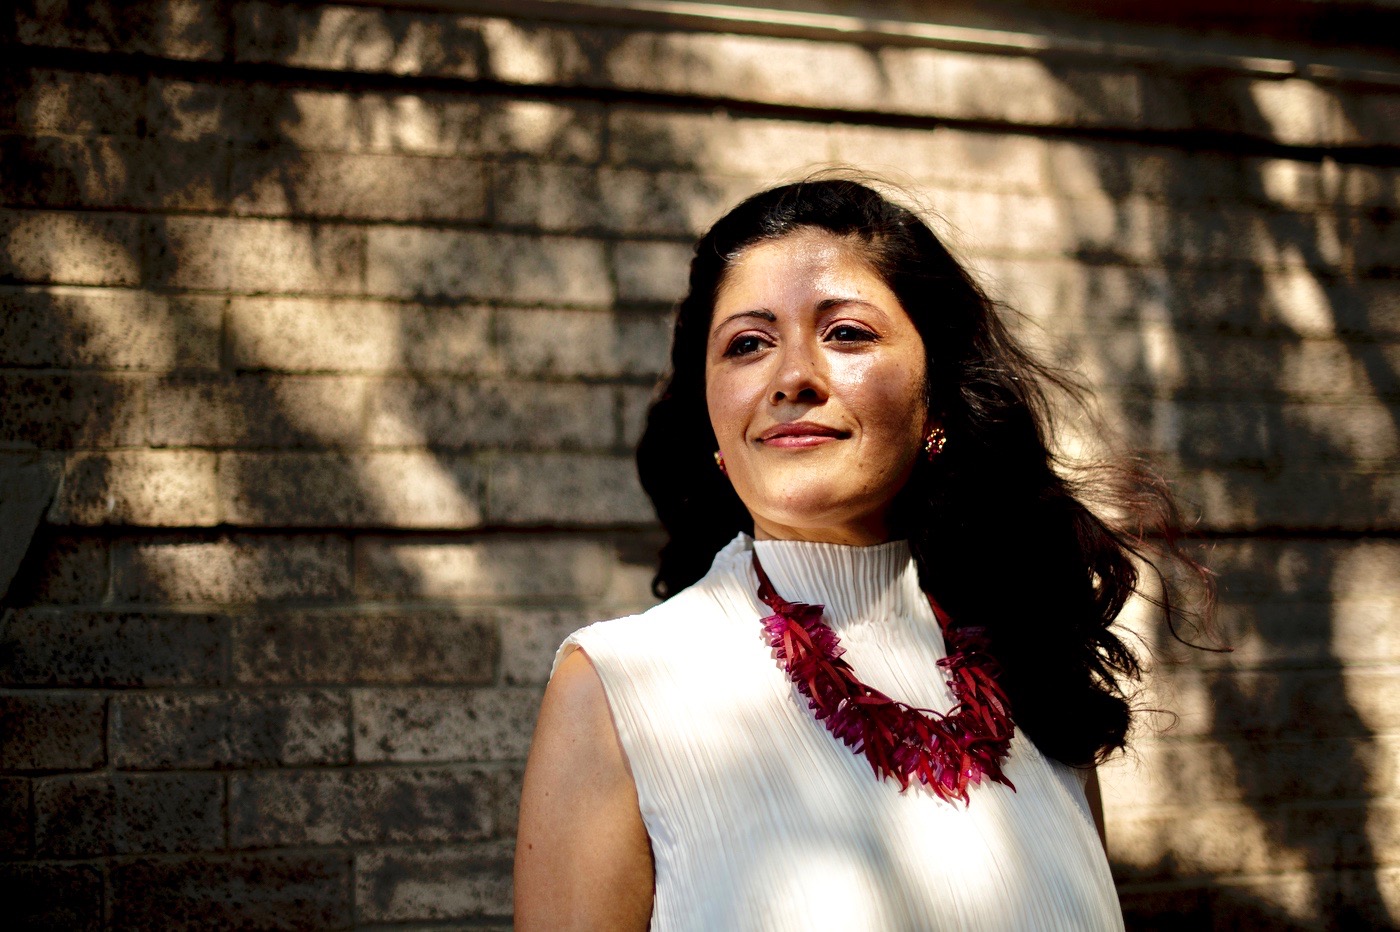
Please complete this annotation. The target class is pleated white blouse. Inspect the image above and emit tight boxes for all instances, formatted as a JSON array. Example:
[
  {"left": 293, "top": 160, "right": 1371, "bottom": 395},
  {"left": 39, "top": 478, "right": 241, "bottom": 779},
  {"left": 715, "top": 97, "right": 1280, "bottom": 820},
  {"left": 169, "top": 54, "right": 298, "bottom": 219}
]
[{"left": 553, "top": 533, "right": 1125, "bottom": 931}]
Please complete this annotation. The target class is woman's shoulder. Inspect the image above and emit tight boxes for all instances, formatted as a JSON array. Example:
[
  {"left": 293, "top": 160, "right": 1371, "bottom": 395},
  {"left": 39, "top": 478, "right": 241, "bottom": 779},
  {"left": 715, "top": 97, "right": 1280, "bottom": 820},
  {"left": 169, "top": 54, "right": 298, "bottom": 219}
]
[{"left": 550, "top": 581, "right": 723, "bottom": 678}]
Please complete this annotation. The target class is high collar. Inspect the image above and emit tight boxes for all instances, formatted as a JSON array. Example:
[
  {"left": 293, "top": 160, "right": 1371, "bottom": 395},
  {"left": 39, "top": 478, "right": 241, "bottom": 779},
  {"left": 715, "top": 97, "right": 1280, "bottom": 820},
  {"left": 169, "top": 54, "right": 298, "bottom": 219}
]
[{"left": 749, "top": 534, "right": 918, "bottom": 631}]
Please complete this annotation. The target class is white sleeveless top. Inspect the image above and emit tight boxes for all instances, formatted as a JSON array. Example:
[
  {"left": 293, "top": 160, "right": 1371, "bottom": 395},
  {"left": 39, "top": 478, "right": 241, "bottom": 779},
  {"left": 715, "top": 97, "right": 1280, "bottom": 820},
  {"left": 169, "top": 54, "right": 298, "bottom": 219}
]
[{"left": 553, "top": 533, "right": 1125, "bottom": 931}]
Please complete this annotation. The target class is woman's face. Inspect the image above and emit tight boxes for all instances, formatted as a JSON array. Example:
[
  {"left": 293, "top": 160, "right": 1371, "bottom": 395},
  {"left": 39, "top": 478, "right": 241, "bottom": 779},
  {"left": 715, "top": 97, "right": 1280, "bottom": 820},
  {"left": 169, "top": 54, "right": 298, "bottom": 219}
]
[{"left": 704, "top": 228, "right": 931, "bottom": 545}]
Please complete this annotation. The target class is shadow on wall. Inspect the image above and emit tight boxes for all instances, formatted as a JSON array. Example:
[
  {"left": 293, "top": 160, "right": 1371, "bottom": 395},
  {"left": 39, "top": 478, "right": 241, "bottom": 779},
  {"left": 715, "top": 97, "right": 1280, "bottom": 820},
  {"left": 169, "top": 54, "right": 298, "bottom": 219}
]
[
  {"left": 1, "top": 5, "right": 1397, "bottom": 929},
  {"left": 0, "top": 12, "right": 716, "bottom": 929},
  {"left": 1040, "top": 69, "right": 1398, "bottom": 928}
]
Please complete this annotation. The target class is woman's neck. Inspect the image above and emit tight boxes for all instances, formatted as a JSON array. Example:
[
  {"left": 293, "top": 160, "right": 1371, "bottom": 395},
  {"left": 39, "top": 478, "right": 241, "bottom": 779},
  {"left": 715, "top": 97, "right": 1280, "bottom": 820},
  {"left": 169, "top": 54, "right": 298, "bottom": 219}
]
[{"left": 752, "top": 516, "right": 893, "bottom": 547}]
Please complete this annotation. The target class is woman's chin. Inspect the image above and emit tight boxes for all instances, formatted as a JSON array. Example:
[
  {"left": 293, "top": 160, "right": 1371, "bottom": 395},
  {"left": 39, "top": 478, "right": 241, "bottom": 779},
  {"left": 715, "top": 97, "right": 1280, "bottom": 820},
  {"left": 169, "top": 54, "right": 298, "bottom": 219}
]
[{"left": 749, "top": 498, "right": 889, "bottom": 543}]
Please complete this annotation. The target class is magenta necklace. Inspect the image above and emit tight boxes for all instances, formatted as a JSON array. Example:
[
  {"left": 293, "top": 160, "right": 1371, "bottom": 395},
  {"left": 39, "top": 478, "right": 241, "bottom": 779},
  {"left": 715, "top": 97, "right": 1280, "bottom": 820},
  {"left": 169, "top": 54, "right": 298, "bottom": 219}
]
[{"left": 753, "top": 553, "right": 1016, "bottom": 804}]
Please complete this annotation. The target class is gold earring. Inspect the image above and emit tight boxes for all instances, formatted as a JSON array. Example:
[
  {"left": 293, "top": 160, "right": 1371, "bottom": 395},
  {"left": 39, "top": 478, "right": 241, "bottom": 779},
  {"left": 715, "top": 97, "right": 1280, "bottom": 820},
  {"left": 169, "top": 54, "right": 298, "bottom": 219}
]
[
  {"left": 713, "top": 450, "right": 727, "bottom": 475},
  {"left": 923, "top": 426, "right": 946, "bottom": 460}
]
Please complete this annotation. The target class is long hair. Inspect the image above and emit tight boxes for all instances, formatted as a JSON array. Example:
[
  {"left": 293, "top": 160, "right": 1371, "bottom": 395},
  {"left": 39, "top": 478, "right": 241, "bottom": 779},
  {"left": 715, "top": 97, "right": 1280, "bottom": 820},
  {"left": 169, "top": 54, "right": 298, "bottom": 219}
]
[{"left": 635, "top": 178, "right": 1215, "bottom": 767}]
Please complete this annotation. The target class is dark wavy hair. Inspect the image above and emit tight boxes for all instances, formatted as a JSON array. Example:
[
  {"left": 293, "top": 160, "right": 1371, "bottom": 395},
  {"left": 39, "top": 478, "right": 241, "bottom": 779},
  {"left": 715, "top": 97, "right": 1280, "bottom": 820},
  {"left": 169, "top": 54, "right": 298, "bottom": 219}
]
[{"left": 635, "top": 177, "right": 1215, "bottom": 767}]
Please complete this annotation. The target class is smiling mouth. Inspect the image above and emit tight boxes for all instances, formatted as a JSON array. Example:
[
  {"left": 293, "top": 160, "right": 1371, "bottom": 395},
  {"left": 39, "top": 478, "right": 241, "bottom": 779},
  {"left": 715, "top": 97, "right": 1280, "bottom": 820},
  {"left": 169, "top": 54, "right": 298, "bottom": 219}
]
[{"left": 756, "top": 422, "right": 849, "bottom": 447}]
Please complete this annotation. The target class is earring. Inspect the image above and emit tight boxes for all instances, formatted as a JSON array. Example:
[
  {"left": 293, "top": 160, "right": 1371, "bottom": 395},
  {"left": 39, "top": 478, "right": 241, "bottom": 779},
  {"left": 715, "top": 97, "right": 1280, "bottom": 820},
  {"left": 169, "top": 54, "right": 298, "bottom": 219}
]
[
  {"left": 923, "top": 425, "right": 946, "bottom": 460},
  {"left": 713, "top": 450, "right": 727, "bottom": 475}
]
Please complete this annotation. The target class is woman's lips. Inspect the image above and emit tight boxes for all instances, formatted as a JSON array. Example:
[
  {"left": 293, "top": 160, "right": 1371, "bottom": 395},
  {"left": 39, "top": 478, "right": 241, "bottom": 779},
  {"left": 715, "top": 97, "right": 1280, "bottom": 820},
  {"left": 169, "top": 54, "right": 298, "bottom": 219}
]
[{"left": 756, "top": 422, "right": 848, "bottom": 447}]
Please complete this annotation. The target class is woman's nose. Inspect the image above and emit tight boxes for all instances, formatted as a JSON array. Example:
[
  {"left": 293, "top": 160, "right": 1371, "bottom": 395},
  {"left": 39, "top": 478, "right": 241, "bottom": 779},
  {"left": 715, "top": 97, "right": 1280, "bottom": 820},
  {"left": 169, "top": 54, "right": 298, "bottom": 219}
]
[{"left": 769, "top": 339, "right": 829, "bottom": 404}]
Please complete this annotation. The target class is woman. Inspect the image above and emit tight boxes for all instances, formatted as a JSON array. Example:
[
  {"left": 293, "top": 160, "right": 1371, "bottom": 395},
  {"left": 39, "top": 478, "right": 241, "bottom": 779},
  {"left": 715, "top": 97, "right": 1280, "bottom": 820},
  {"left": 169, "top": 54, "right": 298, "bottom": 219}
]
[{"left": 514, "top": 178, "right": 1210, "bottom": 930}]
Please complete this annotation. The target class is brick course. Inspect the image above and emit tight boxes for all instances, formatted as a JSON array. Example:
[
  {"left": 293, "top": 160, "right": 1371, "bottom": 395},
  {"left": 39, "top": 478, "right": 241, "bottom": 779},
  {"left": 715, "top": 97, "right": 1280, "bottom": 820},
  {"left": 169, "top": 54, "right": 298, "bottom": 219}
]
[{"left": 2, "top": 1, "right": 1397, "bottom": 927}]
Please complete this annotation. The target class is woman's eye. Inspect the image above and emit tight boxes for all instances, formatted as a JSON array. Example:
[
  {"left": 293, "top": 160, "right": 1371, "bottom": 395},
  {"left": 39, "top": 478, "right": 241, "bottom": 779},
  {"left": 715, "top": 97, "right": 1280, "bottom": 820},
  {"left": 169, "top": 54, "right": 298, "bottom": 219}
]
[
  {"left": 724, "top": 334, "right": 766, "bottom": 357},
  {"left": 828, "top": 325, "right": 877, "bottom": 343}
]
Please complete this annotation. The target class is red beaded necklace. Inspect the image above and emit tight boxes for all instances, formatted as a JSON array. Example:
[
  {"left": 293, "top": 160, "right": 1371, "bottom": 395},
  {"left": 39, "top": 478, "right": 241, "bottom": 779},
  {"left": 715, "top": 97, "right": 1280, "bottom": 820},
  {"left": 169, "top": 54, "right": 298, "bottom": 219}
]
[{"left": 753, "top": 553, "right": 1017, "bottom": 805}]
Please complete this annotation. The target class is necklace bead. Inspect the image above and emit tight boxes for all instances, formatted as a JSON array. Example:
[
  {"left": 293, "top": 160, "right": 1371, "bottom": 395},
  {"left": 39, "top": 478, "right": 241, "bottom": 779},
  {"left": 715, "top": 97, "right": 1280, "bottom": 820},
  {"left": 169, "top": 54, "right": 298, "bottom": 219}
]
[{"left": 753, "top": 553, "right": 1017, "bottom": 804}]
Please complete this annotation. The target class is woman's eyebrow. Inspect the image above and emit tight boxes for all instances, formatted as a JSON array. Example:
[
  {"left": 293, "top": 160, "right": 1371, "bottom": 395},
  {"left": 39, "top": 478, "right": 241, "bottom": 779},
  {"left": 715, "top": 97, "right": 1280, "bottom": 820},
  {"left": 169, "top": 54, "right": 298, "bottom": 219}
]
[
  {"left": 816, "top": 297, "right": 882, "bottom": 314},
  {"left": 715, "top": 309, "right": 777, "bottom": 328}
]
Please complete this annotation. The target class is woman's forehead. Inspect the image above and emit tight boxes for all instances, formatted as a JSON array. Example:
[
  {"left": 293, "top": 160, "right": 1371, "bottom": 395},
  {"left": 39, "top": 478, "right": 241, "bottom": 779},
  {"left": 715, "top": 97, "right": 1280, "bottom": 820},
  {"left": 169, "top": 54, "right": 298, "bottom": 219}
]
[{"left": 714, "top": 230, "right": 888, "bottom": 310}]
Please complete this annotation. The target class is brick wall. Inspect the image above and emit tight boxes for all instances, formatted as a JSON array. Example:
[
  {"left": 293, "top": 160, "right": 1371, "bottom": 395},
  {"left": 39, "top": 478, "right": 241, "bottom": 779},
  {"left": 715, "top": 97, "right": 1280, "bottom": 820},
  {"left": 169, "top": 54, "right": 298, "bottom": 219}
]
[{"left": 1, "top": 1, "right": 1397, "bottom": 928}]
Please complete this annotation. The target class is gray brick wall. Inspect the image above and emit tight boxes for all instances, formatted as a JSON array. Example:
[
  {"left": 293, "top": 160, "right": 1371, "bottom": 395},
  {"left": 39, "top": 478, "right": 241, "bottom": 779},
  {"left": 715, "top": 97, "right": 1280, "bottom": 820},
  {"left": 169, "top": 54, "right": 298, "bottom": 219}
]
[{"left": 1, "top": 1, "right": 1397, "bottom": 928}]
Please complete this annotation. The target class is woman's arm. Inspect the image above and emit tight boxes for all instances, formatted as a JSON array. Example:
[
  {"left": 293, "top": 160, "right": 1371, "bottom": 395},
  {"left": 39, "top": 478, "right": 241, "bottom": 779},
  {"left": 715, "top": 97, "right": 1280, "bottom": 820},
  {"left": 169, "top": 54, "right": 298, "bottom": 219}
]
[{"left": 514, "top": 649, "right": 654, "bottom": 931}]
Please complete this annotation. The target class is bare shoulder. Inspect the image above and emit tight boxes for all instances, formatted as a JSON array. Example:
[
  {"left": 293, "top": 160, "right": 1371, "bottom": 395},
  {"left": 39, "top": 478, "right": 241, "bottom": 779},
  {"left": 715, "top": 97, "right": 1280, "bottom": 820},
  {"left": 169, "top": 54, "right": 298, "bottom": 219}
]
[
  {"left": 543, "top": 648, "right": 614, "bottom": 734},
  {"left": 515, "top": 648, "right": 654, "bottom": 931}
]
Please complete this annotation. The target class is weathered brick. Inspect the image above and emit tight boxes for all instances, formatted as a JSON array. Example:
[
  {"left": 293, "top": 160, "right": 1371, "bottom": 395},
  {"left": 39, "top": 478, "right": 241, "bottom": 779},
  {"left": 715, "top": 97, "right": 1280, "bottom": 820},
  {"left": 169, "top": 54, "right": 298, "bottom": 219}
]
[
  {"left": 1354, "top": 211, "right": 1400, "bottom": 271},
  {"left": 16, "top": 0, "right": 227, "bottom": 60},
  {"left": 1201, "top": 538, "right": 1399, "bottom": 600},
  {"left": 487, "top": 453, "right": 653, "bottom": 525},
  {"left": 1355, "top": 90, "right": 1400, "bottom": 148},
  {"left": 355, "top": 847, "right": 513, "bottom": 922},
  {"left": 1339, "top": 865, "right": 1400, "bottom": 928},
  {"left": 230, "top": 148, "right": 488, "bottom": 222},
  {"left": 354, "top": 535, "right": 625, "bottom": 601},
  {"left": 979, "top": 259, "right": 1392, "bottom": 340},
  {"left": 0, "top": 610, "right": 225, "bottom": 687},
  {"left": 0, "top": 69, "right": 143, "bottom": 136},
  {"left": 878, "top": 47, "right": 1135, "bottom": 127},
  {"left": 146, "top": 374, "right": 370, "bottom": 449},
  {"left": 2, "top": 533, "right": 109, "bottom": 605},
  {"left": 1101, "top": 736, "right": 1400, "bottom": 809},
  {"left": 1209, "top": 871, "right": 1337, "bottom": 930},
  {"left": 147, "top": 216, "right": 365, "bottom": 294},
  {"left": 1189, "top": 594, "right": 1400, "bottom": 669},
  {"left": 365, "top": 227, "right": 612, "bottom": 305},
  {"left": 218, "top": 451, "right": 484, "bottom": 528},
  {"left": 110, "top": 854, "right": 352, "bottom": 931},
  {"left": 1212, "top": 76, "right": 1349, "bottom": 146},
  {"left": 0, "top": 372, "right": 145, "bottom": 449},
  {"left": 113, "top": 534, "right": 352, "bottom": 604},
  {"left": 833, "top": 126, "right": 1052, "bottom": 194},
  {"left": 0, "top": 134, "right": 230, "bottom": 212},
  {"left": 1082, "top": 331, "right": 1400, "bottom": 400},
  {"left": 479, "top": 99, "right": 602, "bottom": 161},
  {"left": 1115, "top": 399, "right": 1399, "bottom": 468},
  {"left": 1117, "top": 886, "right": 1210, "bottom": 931},
  {"left": 232, "top": 612, "right": 354, "bottom": 684},
  {"left": 1158, "top": 667, "right": 1400, "bottom": 740},
  {"left": 0, "top": 694, "right": 104, "bottom": 771},
  {"left": 137, "top": 136, "right": 233, "bottom": 211},
  {"left": 0, "top": 287, "right": 222, "bottom": 371},
  {"left": 1109, "top": 803, "right": 1302, "bottom": 881},
  {"left": 352, "top": 687, "right": 539, "bottom": 762},
  {"left": 33, "top": 772, "right": 223, "bottom": 856},
  {"left": 600, "top": 28, "right": 884, "bottom": 114},
  {"left": 612, "top": 240, "right": 691, "bottom": 304},
  {"left": 494, "top": 162, "right": 735, "bottom": 237},
  {"left": 235, "top": 1, "right": 484, "bottom": 77},
  {"left": 49, "top": 451, "right": 219, "bottom": 526},
  {"left": 232, "top": 609, "right": 498, "bottom": 685},
  {"left": 1175, "top": 466, "right": 1399, "bottom": 531},
  {"left": 476, "top": 16, "right": 602, "bottom": 87},
  {"left": 111, "top": 689, "right": 350, "bottom": 768},
  {"left": 1043, "top": 140, "right": 1240, "bottom": 203},
  {"left": 145, "top": 78, "right": 262, "bottom": 143},
  {"left": 619, "top": 384, "right": 655, "bottom": 447},
  {"left": 1118, "top": 802, "right": 1400, "bottom": 885},
  {"left": 364, "top": 379, "right": 615, "bottom": 450},
  {"left": 0, "top": 209, "right": 142, "bottom": 286},
  {"left": 246, "top": 85, "right": 484, "bottom": 155},
  {"left": 228, "top": 766, "right": 513, "bottom": 847},
  {"left": 495, "top": 306, "right": 671, "bottom": 379},
  {"left": 0, "top": 776, "right": 32, "bottom": 855},
  {"left": 1251, "top": 156, "right": 1347, "bottom": 210},
  {"left": 228, "top": 297, "right": 493, "bottom": 374},
  {"left": 607, "top": 108, "right": 836, "bottom": 174},
  {"left": 1339, "top": 164, "right": 1400, "bottom": 210},
  {"left": 0, "top": 134, "right": 139, "bottom": 209},
  {"left": 0, "top": 862, "right": 103, "bottom": 932},
  {"left": 499, "top": 607, "right": 599, "bottom": 686}
]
